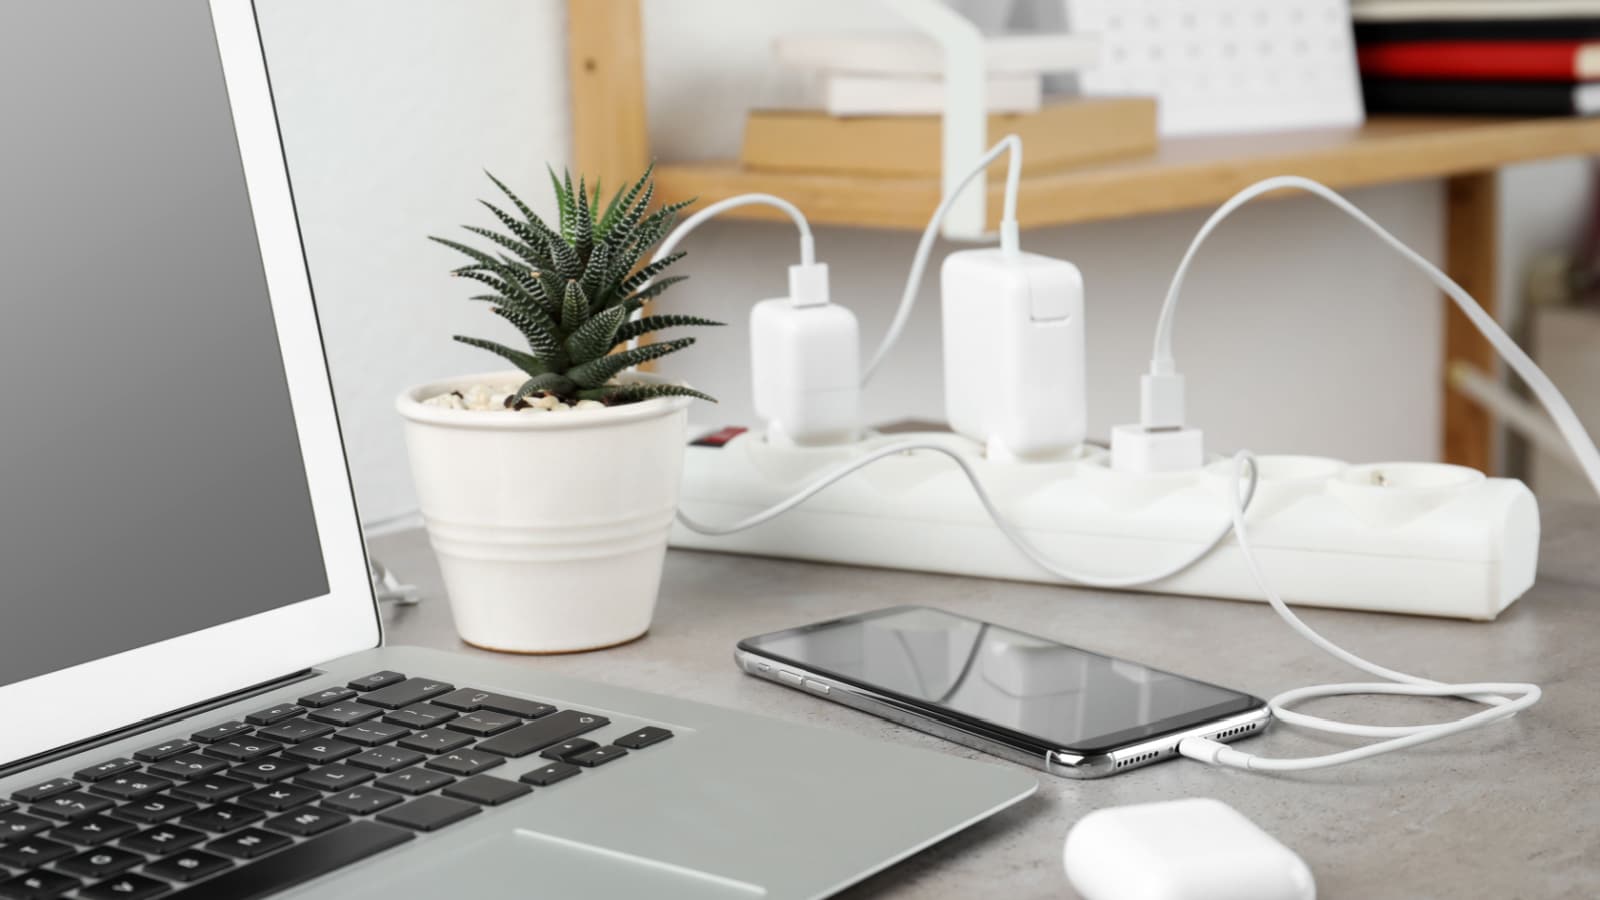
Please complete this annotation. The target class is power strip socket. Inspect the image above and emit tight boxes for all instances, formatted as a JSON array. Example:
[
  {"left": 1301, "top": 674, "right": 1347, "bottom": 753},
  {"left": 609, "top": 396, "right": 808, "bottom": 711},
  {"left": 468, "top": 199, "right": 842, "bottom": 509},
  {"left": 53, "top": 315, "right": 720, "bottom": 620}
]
[{"left": 671, "top": 430, "right": 1539, "bottom": 620}]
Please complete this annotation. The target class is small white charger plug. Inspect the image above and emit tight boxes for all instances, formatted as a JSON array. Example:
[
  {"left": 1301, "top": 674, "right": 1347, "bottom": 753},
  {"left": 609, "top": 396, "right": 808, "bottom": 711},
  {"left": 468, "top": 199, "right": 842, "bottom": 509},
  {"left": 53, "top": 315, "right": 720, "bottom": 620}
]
[
  {"left": 646, "top": 193, "right": 861, "bottom": 448},
  {"left": 751, "top": 261, "right": 861, "bottom": 447},
  {"left": 1111, "top": 367, "right": 1205, "bottom": 472}
]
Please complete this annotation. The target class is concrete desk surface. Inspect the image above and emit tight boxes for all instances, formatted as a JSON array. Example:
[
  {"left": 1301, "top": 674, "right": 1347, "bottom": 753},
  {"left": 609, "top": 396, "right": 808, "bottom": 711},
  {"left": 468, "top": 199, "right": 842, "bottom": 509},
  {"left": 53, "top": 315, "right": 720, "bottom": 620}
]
[{"left": 371, "top": 502, "right": 1600, "bottom": 900}]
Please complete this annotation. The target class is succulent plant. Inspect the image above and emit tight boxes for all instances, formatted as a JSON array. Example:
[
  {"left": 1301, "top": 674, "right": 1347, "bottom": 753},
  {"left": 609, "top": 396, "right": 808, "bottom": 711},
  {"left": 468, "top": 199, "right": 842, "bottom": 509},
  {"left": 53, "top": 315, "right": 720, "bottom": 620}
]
[{"left": 431, "top": 166, "right": 719, "bottom": 407}]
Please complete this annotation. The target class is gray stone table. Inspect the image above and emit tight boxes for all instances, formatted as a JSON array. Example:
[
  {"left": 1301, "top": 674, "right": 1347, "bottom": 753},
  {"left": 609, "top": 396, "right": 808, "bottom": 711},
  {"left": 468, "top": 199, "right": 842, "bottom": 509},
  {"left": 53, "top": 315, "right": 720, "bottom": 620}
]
[{"left": 371, "top": 502, "right": 1600, "bottom": 899}]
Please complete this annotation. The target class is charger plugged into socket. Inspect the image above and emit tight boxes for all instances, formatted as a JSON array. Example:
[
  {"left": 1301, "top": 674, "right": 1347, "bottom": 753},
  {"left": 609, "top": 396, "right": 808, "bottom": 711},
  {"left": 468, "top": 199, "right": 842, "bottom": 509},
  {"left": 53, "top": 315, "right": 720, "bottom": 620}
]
[{"left": 941, "top": 248, "right": 1087, "bottom": 463}]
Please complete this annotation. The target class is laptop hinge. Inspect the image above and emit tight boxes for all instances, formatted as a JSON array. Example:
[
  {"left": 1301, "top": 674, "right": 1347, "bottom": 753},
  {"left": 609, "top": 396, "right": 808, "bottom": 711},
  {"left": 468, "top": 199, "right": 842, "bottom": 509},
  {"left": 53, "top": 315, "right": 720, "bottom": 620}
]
[{"left": 0, "top": 668, "right": 319, "bottom": 779}]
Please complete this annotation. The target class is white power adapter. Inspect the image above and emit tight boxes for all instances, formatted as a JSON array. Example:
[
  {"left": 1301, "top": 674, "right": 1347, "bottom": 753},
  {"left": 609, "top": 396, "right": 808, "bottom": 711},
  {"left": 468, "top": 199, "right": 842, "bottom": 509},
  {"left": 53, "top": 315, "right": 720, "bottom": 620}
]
[
  {"left": 750, "top": 262, "right": 861, "bottom": 446},
  {"left": 942, "top": 247, "right": 1086, "bottom": 462}
]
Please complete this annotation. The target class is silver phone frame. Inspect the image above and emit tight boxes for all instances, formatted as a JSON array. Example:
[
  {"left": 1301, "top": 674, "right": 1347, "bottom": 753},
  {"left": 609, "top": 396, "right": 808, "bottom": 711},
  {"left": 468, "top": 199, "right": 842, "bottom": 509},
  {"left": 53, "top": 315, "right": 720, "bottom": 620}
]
[{"left": 733, "top": 646, "right": 1272, "bottom": 780}]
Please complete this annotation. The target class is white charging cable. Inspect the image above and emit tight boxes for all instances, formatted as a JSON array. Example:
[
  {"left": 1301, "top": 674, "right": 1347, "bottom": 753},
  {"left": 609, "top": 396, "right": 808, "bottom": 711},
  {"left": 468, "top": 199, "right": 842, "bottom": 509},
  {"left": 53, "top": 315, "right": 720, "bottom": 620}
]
[
  {"left": 1142, "top": 175, "right": 1600, "bottom": 498},
  {"left": 860, "top": 135, "right": 1024, "bottom": 385},
  {"left": 644, "top": 192, "right": 822, "bottom": 304},
  {"left": 1157, "top": 177, "right": 1600, "bottom": 773},
  {"left": 676, "top": 440, "right": 1258, "bottom": 589},
  {"left": 1177, "top": 450, "right": 1543, "bottom": 772}
]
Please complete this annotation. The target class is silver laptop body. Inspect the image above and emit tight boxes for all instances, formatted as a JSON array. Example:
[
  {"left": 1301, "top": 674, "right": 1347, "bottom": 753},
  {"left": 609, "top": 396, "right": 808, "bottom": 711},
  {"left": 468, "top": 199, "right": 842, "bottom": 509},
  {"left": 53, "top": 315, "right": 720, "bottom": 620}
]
[{"left": 0, "top": 3, "right": 1035, "bottom": 898}]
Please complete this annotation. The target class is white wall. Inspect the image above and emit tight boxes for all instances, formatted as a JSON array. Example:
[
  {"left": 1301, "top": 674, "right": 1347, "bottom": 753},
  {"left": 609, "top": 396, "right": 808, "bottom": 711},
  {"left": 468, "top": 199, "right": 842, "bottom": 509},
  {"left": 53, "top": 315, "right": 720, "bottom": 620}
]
[
  {"left": 257, "top": 0, "right": 568, "bottom": 524},
  {"left": 261, "top": 0, "right": 1593, "bottom": 522}
]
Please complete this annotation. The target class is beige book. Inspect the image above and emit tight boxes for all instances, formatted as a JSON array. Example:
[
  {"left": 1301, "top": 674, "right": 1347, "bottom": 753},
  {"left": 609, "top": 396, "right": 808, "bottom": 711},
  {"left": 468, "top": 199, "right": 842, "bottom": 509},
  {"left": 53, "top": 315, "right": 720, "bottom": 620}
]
[{"left": 739, "top": 98, "right": 1158, "bottom": 178}]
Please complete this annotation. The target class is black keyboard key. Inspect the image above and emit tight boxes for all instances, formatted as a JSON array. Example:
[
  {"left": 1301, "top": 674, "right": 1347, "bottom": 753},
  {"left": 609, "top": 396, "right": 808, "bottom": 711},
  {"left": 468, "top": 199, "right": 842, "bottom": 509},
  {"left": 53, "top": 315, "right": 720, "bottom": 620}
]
[
  {"left": 540, "top": 738, "right": 598, "bottom": 761},
  {"left": 297, "top": 688, "right": 355, "bottom": 708},
  {"left": 348, "top": 747, "right": 426, "bottom": 774},
  {"left": 376, "top": 795, "right": 479, "bottom": 832},
  {"left": 431, "top": 689, "right": 548, "bottom": 719},
  {"left": 143, "top": 849, "right": 230, "bottom": 883},
  {"left": 348, "top": 671, "right": 406, "bottom": 692},
  {"left": 133, "top": 740, "right": 195, "bottom": 764},
  {"left": 295, "top": 765, "right": 372, "bottom": 792},
  {"left": 359, "top": 678, "right": 453, "bottom": 711},
  {"left": 383, "top": 704, "right": 457, "bottom": 730},
  {"left": 306, "top": 703, "right": 381, "bottom": 727},
  {"left": 169, "top": 777, "right": 252, "bottom": 805},
  {"left": 149, "top": 753, "right": 228, "bottom": 781},
  {"left": 0, "top": 799, "right": 13, "bottom": 814},
  {"left": 321, "top": 788, "right": 402, "bottom": 816},
  {"left": 113, "top": 795, "right": 197, "bottom": 824},
  {"left": 335, "top": 722, "right": 408, "bottom": 747},
  {"left": 441, "top": 775, "right": 529, "bottom": 807},
  {"left": 120, "top": 825, "right": 205, "bottom": 856},
  {"left": 231, "top": 758, "right": 309, "bottom": 784},
  {"left": 89, "top": 774, "right": 171, "bottom": 801},
  {"left": 475, "top": 709, "right": 610, "bottom": 758},
  {"left": 244, "top": 703, "right": 303, "bottom": 726},
  {"left": 51, "top": 815, "right": 136, "bottom": 846},
  {"left": 424, "top": 749, "right": 504, "bottom": 777},
  {"left": 613, "top": 726, "right": 675, "bottom": 750},
  {"left": 239, "top": 785, "right": 320, "bottom": 813},
  {"left": 281, "top": 738, "right": 360, "bottom": 765},
  {"left": 396, "top": 730, "right": 472, "bottom": 755},
  {"left": 0, "top": 870, "right": 78, "bottom": 899},
  {"left": 191, "top": 721, "right": 252, "bottom": 744},
  {"left": 181, "top": 804, "right": 263, "bottom": 835},
  {"left": 264, "top": 807, "right": 348, "bottom": 838},
  {"left": 255, "top": 718, "right": 333, "bottom": 744},
  {"left": 519, "top": 762, "right": 580, "bottom": 787},
  {"left": 206, "top": 828, "right": 291, "bottom": 860},
  {"left": 205, "top": 736, "right": 283, "bottom": 763},
  {"left": 170, "top": 821, "right": 411, "bottom": 899},
  {"left": 0, "top": 813, "right": 50, "bottom": 841},
  {"left": 57, "top": 846, "right": 142, "bottom": 879},
  {"left": 32, "top": 791, "right": 113, "bottom": 821},
  {"left": 445, "top": 711, "right": 520, "bottom": 737},
  {"left": 72, "top": 759, "right": 138, "bottom": 783},
  {"left": 79, "top": 874, "right": 169, "bottom": 900},
  {"left": 372, "top": 768, "right": 454, "bottom": 796},
  {"left": 11, "top": 780, "right": 75, "bottom": 804},
  {"left": 0, "top": 838, "right": 72, "bottom": 869},
  {"left": 570, "top": 745, "right": 628, "bottom": 767}
]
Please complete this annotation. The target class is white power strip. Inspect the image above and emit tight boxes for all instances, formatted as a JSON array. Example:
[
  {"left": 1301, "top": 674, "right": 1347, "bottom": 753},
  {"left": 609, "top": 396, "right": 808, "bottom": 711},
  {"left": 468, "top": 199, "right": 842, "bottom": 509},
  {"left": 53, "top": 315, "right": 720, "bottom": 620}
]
[{"left": 670, "top": 429, "right": 1539, "bottom": 620}]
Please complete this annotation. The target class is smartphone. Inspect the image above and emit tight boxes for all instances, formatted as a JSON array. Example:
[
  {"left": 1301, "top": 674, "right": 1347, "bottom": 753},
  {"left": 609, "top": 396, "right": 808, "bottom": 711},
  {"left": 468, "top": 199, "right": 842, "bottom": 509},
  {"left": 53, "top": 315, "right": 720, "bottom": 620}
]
[{"left": 736, "top": 606, "right": 1270, "bottom": 779}]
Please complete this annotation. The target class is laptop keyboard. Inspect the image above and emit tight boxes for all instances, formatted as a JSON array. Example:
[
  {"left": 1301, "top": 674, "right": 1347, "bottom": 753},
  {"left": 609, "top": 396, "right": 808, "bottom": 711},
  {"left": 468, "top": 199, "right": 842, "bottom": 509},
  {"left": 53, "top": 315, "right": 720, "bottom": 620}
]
[{"left": 0, "top": 672, "right": 674, "bottom": 899}]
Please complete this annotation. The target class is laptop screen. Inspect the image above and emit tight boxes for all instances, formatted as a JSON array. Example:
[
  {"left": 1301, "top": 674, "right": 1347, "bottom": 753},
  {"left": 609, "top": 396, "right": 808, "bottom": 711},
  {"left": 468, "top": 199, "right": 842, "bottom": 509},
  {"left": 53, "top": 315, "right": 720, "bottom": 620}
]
[{"left": 0, "top": 1, "right": 330, "bottom": 687}]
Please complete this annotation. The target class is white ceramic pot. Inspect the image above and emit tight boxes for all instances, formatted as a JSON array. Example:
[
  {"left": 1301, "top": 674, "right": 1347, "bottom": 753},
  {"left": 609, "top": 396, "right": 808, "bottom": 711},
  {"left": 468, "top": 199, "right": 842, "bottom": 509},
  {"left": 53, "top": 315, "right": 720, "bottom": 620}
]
[{"left": 396, "top": 371, "right": 691, "bottom": 653}]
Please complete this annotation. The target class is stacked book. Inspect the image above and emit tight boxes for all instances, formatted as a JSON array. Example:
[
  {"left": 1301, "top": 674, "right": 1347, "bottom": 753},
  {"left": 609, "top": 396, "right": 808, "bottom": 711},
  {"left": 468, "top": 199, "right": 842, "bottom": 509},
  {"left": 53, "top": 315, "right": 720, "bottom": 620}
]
[
  {"left": 1353, "top": 0, "right": 1600, "bottom": 115},
  {"left": 742, "top": 31, "right": 1158, "bottom": 178}
]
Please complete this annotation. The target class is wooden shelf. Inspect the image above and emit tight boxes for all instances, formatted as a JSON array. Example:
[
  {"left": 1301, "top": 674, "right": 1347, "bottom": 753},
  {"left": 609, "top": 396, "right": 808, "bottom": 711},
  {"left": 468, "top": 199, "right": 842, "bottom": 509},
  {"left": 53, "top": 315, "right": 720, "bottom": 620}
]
[{"left": 655, "top": 115, "right": 1600, "bottom": 231}]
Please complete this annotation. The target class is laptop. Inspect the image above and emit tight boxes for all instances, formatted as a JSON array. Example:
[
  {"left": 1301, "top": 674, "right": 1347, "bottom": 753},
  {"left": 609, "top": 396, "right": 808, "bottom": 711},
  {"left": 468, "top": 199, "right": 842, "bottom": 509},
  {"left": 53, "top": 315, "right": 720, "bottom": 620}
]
[{"left": 0, "top": 2, "right": 1036, "bottom": 898}]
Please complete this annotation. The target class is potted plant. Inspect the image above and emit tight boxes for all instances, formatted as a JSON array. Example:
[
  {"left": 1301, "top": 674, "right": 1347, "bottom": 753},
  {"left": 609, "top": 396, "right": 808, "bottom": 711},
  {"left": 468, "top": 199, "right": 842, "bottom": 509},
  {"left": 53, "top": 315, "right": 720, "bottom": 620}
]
[{"left": 397, "top": 167, "right": 719, "bottom": 653}]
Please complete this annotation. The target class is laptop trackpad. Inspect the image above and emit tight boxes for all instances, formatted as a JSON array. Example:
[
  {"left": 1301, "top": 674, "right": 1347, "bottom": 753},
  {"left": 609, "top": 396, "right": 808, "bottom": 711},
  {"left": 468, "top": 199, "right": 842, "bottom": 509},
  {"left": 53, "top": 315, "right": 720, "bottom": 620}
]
[{"left": 334, "top": 830, "right": 768, "bottom": 899}]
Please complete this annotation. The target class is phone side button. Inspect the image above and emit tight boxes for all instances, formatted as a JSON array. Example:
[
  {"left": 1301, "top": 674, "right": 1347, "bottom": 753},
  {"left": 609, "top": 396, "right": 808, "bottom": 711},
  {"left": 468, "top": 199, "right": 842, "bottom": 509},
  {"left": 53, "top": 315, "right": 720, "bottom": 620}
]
[
  {"left": 803, "top": 680, "right": 829, "bottom": 694},
  {"left": 777, "top": 670, "right": 804, "bottom": 686}
]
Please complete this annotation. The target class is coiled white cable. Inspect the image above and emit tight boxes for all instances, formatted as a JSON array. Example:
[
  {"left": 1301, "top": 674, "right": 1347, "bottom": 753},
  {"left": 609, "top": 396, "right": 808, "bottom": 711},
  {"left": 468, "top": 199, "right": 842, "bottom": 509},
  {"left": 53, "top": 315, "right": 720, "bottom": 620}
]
[
  {"left": 676, "top": 439, "right": 1257, "bottom": 589},
  {"left": 1178, "top": 450, "right": 1543, "bottom": 772},
  {"left": 1162, "top": 178, "right": 1598, "bottom": 772}
]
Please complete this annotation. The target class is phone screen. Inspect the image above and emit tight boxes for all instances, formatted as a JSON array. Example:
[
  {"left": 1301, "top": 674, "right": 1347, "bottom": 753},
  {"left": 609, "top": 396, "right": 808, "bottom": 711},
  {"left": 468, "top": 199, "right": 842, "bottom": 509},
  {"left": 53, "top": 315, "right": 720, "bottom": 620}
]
[{"left": 741, "top": 606, "right": 1262, "bottom": 752}]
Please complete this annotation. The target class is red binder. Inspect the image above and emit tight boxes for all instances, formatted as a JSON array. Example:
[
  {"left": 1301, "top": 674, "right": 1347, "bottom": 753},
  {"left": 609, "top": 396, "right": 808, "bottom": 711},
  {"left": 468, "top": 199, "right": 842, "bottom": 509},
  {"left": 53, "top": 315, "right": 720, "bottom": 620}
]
[{"left": 1359, "top": 40, "right": 1600, "bottom": 81}]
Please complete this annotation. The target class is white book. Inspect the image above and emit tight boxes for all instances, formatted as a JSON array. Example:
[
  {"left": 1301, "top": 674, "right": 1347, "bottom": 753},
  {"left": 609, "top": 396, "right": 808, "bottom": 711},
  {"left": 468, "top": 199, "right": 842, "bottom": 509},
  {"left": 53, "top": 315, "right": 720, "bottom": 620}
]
[
  {"left": 774, "top": 31, "right": 1099, "bottom": 78},
  {"left": 819, "top": 73, "right": 1043, "bottom": 117},
  {"left": 1352, "top": 0, "right": 1600, "bottom": 20}
]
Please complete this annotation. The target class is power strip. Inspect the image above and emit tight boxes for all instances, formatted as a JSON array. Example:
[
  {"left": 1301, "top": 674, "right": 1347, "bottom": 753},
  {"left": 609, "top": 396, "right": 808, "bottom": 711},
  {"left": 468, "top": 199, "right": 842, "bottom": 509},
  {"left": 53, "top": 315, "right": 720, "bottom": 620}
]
[{"left": 670, "top": 429, "right": 1539, "bottom": 620}]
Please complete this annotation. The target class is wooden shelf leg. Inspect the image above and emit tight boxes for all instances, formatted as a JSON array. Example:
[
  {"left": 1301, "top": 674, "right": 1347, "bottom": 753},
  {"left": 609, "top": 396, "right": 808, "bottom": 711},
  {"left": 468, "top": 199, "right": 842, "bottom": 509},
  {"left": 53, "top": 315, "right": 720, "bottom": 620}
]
[
  {"left": 1442, "top": 171, "right": 1499, "bottom": 472},
  {"left": 566, "top": 0, "right": 650, "bottom": 191}
]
